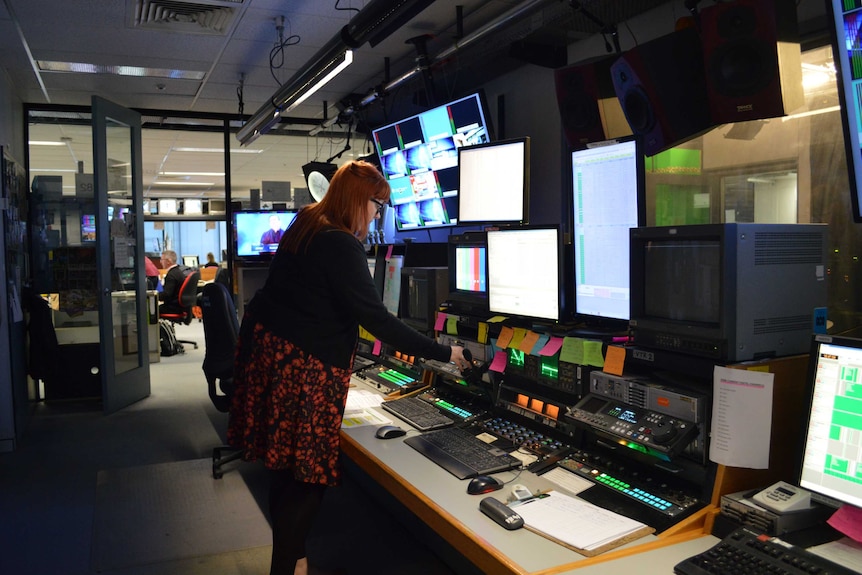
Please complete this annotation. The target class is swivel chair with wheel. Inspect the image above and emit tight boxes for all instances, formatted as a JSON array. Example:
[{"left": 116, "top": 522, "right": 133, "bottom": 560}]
[
  {"left": 159, "top": 270, "right": 200, "bottom": 350},
  {"left": 199, "top": 281, "right": 243, "bottom": 479}
]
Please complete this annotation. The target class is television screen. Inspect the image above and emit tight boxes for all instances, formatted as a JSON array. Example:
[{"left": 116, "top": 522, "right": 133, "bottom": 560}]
[
  {"left": 826, "top": 1, "right": 862, "bottom": 221},
  {"left": 159, "top": 199, "right": 178, "bottom": 215},
  {"left": 372, "top": 91, "right": 492, "bottom": 231},
  {"left": 81, "top": 214, "right": 96, "bottom": 242},
  {"left": 798, "top": 334, "right": 862, "bottom": 509},
  {"left": 446, "top": 232, "right": 488, "bottom": 313},
  {"left": 234, "top": 210, "right": 298, "bottom": 259},
  {"left": 487, "top": 225, "right": 562, "bottom": 322},
  {"left": 458, "top": 137, "right": 530, "bottom": 225},
  {"left": 183, "top": 199, "right": 203, "bottom": 215},
  {"left": 570, "top": 137, "right": 645, "bottom": 324}
]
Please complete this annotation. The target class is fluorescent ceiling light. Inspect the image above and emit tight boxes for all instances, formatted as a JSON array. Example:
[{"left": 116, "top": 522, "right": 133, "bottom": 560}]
[
  {"left": 171, "top": 147, "right": 263, "bottom": 154},
  {"left": 285, "top": 50, "right": 353, "bottom": 114},
  {"left": 29, "top": 141, "right": 67, "bottom": 146},
  {"left": 37, "top": 61, "right": 206, "bottom": 80},
  {"left": 159, "top": 171, "right": 225, "bottom": 177},
  {"left": 152, "top": 181, "right": 214, "bottom": 186},
  {"left": 30, "top": 168, "right": 76, "bottom": 172}
]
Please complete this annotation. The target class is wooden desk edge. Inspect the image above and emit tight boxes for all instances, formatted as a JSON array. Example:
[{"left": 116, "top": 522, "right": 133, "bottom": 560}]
[{"left": 340, "top": 432, "right": 529, "bottom": 575}]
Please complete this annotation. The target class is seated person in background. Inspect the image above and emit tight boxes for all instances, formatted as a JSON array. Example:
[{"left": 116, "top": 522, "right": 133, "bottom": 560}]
[
  {"left": 260, "top": 214, "right": 284, "bottom": 247},
  {"left": 144, "top": 256, "right": 160, "bottom": 290},
  {"left": 158, "top": 250, "right": 187, "bottom": 315},
  {"left": 203, "top": 252, "right": 220, "bottom": 268}
]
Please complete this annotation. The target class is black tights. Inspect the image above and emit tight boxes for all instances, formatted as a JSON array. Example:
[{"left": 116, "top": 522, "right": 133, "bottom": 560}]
[{"left": 268, "top": 469, "right": 327, "bottom": 575}]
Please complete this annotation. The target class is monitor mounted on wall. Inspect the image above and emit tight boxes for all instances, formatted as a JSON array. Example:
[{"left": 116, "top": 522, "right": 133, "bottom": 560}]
[
  {"left": 371, "top": 91, "right": 493, "bottom": 231},
  {"left": 233, "top": 209, "right": 298, "bottom": 261},
  {"left": 826, "top": 1, "right": 862, "bottom": 221},
  {"left": 570, "top": 136, "right": 645, "bottom": 327},
  {"left": 458, "top": 137, "right": 530, "bottom": 225}
]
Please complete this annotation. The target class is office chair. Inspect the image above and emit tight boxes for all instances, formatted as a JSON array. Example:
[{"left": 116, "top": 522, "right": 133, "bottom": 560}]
[
  {"left": 159, "top": 270, "right": 200, "bottom": 350},
  {"left": 200, "top": 282, "right": 244, "bottom": 479}
]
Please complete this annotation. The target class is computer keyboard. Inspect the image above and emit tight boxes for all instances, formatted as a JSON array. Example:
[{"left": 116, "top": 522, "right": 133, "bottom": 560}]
[
  {"left": 674, "top": 527, "right": 857, "bottom": 575},
  {"left": 380, "top": 396, "right": 454, "bottom": 431},
  {"left": 404, "top": 426, "right": 521, "bottom": 479}
]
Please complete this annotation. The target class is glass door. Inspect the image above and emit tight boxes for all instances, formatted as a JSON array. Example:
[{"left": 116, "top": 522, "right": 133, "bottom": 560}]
[{"left": 92, "top": 96, "right": 150, "bottom": 414}]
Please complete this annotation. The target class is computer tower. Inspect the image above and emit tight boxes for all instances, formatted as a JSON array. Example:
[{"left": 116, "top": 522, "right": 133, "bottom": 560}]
[{"left": 400, "top": 267, "right": 448, "bottom": 335}]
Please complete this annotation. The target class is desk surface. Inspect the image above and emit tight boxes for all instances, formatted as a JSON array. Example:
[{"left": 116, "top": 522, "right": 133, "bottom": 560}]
[{"left": 341, "top": 377, "right": 711, "bottom": 574}]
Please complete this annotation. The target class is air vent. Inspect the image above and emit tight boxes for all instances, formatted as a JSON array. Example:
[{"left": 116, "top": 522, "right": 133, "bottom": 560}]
[
  {"left": 131, "top": 0, "right": 243, "bottom": 34},
  {"left": 754, "top": 231, "right": 824, "bottom": 265}
]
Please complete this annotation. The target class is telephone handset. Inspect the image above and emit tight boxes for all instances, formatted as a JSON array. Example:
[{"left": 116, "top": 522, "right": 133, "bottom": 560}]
[{"left": 751, "top": 481, "right": 812, "bottom": 513}]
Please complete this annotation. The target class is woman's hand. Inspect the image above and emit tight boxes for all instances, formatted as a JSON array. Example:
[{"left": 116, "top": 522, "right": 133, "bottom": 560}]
[{"left": 449, "top": 346, "right": 470, "bottom": 371}]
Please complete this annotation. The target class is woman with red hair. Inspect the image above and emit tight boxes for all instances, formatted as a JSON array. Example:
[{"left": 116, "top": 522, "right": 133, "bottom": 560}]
[{"left": 228, "top": 160, "right": 467, "bottom": 575}]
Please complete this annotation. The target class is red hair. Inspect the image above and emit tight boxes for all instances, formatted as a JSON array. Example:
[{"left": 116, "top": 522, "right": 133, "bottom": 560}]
[{"left": 281, "top": 160, "right": 390, "bottom": 252}]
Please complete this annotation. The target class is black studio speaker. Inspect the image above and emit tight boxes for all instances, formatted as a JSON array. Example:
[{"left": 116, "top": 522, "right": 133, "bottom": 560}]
[
  {"left": 554, "top": 57, "right": 631, "bottom": 148},
  {"left": 700, "top": 0, "right": 803, "bottom": 125},
  {"left": 610, "top": 27, "right": 713, "bottom": 156}
]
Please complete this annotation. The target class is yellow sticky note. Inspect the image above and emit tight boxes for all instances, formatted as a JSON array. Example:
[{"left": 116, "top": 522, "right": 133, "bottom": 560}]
[
  {"left": 478, "top": 322, "right": 489, "bottom": 344},
  {"left": 509, "top": 327, "right": 526, "bottom": 350}
]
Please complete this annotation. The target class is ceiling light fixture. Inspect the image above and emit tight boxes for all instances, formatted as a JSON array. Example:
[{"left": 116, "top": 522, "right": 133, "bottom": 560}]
[
  {"left": 171, "top": 147, "right": 263, "bottom": 154},
  {"left": 37, "top": 61, "right": 206, "bottom": 80},
  {"left": 159, "top": 171, "right": 225, "bottom": 177},
  {"left": 237, "top": 0, "right": 437, "bottom": 146}
]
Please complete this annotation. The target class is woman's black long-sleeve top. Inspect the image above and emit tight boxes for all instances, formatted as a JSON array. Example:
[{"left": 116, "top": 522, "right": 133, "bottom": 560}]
[{"left": 246, "top": 228, "right": 451, "bottom": 370}]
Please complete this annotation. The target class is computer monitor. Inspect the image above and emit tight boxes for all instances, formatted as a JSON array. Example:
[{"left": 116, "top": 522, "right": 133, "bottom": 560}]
[
  {"left": 81, "top": 214, "right": 96, "bottom": 242},
  {"left": 570, "top": 136, "right": 645, "bottom": 326},
  {"left": 486, "top": 225, "right": 562, "bottom": 322},
  {"left": 233, "top": 209, "right": 298, "bottom": 261},
  {"left": 158, "top": 199, "right": 178, "bottom": 215},
  {"left": 183, "top": 199, "right": 203, "bottom": 215},
  {"left": 797, "top": 334, "right": 862, "bottom": 509},
  {"left": 458, "top": 137, "right": 530, "bottom": 225},
  {"left": 182, "top": 255, "right": 199, "bottom": 268},
  {"left": 371, "top": 91, "right": 493, "bottom": 231},
  {"left": 446, "top": 232, "right": 488, "bottom": 314}
]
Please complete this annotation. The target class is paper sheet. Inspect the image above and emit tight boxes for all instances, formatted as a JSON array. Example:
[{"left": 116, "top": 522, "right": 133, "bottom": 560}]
[
  {"left": 512, "top": 491, "right": 647, "bottom": 551},
  {"left": 709, "top": 366, "right": 774, "bottom": 468}
]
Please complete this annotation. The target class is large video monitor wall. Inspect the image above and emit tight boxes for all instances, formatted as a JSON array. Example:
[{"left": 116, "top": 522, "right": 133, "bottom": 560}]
[{"left": 371, "top": 92, "right": 492, "bottom": 231}]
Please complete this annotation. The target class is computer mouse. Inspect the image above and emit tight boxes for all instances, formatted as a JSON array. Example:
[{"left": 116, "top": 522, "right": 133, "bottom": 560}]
[
  {"left": 467, "top": 475, "right": 503, "bottom": 495},
  {"left": 374, "top": 425, "right": 406, "bottom": 439}
]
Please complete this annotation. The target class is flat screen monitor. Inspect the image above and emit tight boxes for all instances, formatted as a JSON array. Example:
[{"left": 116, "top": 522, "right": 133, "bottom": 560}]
[
  {"left": 233, "top": 210, "right": 298, "bottom": 260},
  {"left": 458, "top": 137, "right": 530, "bottom": 225},
  {"left": 159, "top": 199, "right": 178, "bottom": 215},
  {"left": 487, "top": 225, "right": 562, "bottom": 322},
  {"left": 446, "top": 232, "right": 488, "bottom": 314},
  {"left": 371, "top": 91, "right": 493, "bottom": 231},
  {"left": 182, "top": 255, "right": 199, "bottom": 268},
  {"left": 183, "top": 199, "right": 203, "bottom": 215},
  {"left": 81, "top": 214, "right": 96, "bottom": 242},
  {"left": 571, "top": 136, "right": 645, "bottom": 325},
  {"left": 797, "top": 334, "right": 862, "bottom": 509},
  {"left": 826, "top": 1, "right": 862, "bottom": 222}
]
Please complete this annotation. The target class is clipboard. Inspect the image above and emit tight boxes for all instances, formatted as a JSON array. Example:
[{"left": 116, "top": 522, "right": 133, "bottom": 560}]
[{"left": 512, "top": 491, "right": 655, "bottom": 557}]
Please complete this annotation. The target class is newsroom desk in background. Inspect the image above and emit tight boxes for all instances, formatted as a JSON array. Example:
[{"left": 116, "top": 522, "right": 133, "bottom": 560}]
[{"left": 339, "top": 377, "right": 715, "bottom": 575}]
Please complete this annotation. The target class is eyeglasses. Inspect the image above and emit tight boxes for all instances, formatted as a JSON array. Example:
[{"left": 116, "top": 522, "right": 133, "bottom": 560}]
[{"left": 370, "top": 198, "right": 386, "bottom": 215}]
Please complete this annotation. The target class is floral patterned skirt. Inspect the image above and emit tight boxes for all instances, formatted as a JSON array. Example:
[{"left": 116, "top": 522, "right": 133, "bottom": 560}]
[{"left": 227, "top": 320, "right": 351, "bottom": 485}]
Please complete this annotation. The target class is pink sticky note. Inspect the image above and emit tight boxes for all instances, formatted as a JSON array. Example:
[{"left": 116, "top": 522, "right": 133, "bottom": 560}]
[
  {"left": 385, "top": 244, "right": 394, "bottom": 259},
  {"left": 489, "top": 350, "right": 508, "bottom": 373},
  {"left": 540, "top": 336, "right": 564, "bottom": 357},
  {"left": 372, "top": 339, "right": 382, "bottom": 356},
  {"left": 434, "top": 312, "right": 447, "bottom": 331},
  {"left": 828, "top": 504, "right": 862, "bottom": 542}
]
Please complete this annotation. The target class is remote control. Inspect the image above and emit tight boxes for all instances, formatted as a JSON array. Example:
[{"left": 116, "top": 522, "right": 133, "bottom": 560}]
[{"left": 479, "top": 496, "right": 524, "bottom": 530}]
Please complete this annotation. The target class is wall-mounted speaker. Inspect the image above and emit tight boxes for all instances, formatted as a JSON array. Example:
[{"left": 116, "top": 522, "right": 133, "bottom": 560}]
[
  {"left": 610, "top": 27, "right": 712, "bottom": 156},
  {"left": 554, "top": 57, "right": 631, "bottom": 149},
  {"left": 700, "top": 0, "right": 803, "bottom": 125}
]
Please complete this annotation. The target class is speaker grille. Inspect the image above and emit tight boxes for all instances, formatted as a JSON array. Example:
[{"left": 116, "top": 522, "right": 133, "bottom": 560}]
[
  {"left": 753, "top": 314, "right": 811, "bottom": 335},
  {"left": 753, "top": 231, "right": 823, "bottom": 265}
]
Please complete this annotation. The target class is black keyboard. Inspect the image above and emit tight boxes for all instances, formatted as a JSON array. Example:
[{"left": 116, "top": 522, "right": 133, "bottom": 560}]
[
  {"left": 380, "top": 396, "right": 454, "bottom": 431},
  {"left": 674, "top": 527, "right": 856, "bottom": 575},
  {"left": 404, "top": 426, "right": 521, "bottom": 479}
]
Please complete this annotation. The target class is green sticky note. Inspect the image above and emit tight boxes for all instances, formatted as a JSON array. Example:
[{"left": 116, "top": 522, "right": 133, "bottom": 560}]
[
  {"left": 583, "top": 340, "right": 605, "bottom": 368},
  {"left": 446, "top": 316, "right": 459, "bottom": 335},
  {"left": 560, "top": 337, "right": 585, "bottom": 365}
]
